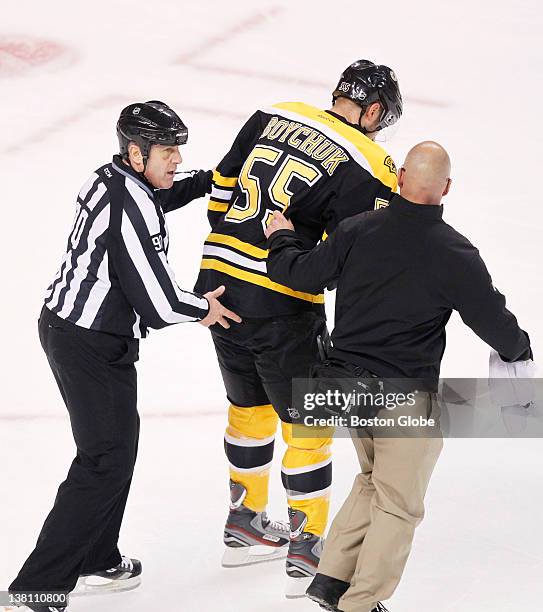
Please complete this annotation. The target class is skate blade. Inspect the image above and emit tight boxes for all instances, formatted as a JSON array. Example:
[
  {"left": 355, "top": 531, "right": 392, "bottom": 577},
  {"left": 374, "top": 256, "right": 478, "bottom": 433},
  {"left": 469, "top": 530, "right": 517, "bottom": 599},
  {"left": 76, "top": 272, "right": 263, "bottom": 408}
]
[
  {"left": 71, "top": 574, "right": 141, "bottom": 596},
  {"left": 285, "top": 575, "right": 313, "bottom": 599},
  {"left": 222, "top": 544, "right": 287, "bottom": 567}
]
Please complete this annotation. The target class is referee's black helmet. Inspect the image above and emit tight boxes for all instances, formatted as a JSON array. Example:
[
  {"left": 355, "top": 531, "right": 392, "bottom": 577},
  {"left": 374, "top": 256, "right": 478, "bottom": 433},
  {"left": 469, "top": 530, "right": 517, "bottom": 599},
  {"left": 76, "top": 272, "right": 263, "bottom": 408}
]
[{"left": 117, "top": 101, "right": 188, "bottom": 160}]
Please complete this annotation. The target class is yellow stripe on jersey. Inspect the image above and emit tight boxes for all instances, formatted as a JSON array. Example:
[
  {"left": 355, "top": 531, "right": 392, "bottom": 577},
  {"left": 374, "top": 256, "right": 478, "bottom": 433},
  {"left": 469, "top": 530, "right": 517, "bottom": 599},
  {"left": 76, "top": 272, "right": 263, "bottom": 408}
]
[
  {"left": 212, "top": 169, "right": 238, "bottom": 188},
  {"left": 200, "top": 258, "right": 325, "bottom": 304},
  {"left": 271, "top": 102, "right": 398, "bottom": 192},
  {"left": 208, "top": 200, "right": 229, "bottom": 212},
  {"left": 206, "top": 232, "right": 269, "bottom": 260}
]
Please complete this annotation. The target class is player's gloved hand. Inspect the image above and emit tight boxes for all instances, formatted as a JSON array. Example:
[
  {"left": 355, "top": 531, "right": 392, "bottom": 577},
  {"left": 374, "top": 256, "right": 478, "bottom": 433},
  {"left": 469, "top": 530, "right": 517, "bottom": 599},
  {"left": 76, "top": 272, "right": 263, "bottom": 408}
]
[
  {"left": 488, "top": 349, "right": 537, "bottom": 409},
  {"left": 264, "top": 211, "right": 294, "bottom": 238},
  {"left": 199, "top": 285, "right": 242, "bottom": 329}
]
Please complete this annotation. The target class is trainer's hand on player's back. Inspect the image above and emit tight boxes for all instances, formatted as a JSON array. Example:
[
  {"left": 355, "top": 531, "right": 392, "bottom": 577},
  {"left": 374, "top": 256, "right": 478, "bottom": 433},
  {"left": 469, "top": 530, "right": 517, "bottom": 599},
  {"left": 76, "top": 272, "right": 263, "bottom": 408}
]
[
  {"left": 200, "top": 285, "right": 242, "bottom": 329},
  {"left": 264, "top": 211, "right": 295, "bottom": 239}
]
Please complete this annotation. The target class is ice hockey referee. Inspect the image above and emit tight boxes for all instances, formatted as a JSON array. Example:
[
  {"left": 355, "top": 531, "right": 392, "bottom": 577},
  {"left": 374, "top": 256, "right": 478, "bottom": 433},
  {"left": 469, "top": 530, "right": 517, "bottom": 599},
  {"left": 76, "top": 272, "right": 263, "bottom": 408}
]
[{"left": 9, "top": 101, "right": 240, "bottom": 612}]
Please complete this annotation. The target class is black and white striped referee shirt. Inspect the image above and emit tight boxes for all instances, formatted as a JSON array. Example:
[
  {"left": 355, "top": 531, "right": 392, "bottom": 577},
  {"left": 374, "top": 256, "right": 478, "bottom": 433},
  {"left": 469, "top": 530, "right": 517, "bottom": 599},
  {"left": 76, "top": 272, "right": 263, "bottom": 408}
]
[{"left": 45, "top": 156, "right": 212, "bottom": 338}]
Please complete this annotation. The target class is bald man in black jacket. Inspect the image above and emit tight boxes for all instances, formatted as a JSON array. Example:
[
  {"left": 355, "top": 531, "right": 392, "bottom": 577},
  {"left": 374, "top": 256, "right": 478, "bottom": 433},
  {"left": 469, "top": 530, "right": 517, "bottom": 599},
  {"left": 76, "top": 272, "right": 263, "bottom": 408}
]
[{"left": 264, "top": 141, "right": 532, "bottom": 612}]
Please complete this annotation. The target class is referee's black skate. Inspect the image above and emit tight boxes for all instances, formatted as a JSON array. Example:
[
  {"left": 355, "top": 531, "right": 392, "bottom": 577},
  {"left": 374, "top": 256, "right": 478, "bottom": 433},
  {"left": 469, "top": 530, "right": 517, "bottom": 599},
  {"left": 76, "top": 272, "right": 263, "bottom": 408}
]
[
  {"left": 73, "top": 555, "right": 142, "bottom": 595},
  {"left": 222, "top": 481, "right": 289, "bottom": 567},
  {"left": 14, "top": 606, "right": 67, "bottom": 612},
  {"left": 285, "top": 508, "right": 324, "bottom": 599}
]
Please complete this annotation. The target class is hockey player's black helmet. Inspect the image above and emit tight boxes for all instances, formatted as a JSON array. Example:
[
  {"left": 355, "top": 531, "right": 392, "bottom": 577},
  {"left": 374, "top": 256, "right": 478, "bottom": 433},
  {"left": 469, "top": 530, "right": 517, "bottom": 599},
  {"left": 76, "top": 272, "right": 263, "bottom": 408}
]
[
  {"left": 333, "top": 60, "right": 403, "bottom": 131},
  {"left": 117, "top": 100, "right": 188, "bottom": 160}
]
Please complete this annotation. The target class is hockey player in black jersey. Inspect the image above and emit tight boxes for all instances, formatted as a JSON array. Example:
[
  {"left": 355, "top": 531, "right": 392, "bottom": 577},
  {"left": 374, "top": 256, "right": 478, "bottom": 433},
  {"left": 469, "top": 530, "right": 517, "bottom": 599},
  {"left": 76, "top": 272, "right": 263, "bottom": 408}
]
[{"left": 194, "top": 61, "right": 403, "bottom": 596}]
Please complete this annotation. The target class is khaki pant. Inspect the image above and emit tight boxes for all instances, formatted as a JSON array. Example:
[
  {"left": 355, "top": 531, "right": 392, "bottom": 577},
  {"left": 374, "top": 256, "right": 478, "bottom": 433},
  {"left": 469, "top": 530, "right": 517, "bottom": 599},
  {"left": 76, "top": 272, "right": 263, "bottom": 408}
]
[{"left": 318, "top": 394, "right": 443, "bottom": 612}]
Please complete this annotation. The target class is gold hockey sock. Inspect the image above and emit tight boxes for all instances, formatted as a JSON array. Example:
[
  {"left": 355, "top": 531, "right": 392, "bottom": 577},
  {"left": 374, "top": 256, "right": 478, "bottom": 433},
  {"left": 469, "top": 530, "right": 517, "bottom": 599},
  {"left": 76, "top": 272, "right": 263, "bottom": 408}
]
[
  {"left": 281, "top": 422, "right": 333, "bottom": 536},
  {"left": 224, "top": 403, "right": 279, "bottom": 512}
]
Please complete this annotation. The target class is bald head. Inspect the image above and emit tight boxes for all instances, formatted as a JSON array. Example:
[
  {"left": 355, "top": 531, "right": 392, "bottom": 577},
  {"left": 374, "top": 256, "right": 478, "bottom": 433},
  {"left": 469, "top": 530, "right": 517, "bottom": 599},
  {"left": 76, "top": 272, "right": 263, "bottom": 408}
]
[{"left": 398, "top": 141, "right": 452, "bottom": 205}]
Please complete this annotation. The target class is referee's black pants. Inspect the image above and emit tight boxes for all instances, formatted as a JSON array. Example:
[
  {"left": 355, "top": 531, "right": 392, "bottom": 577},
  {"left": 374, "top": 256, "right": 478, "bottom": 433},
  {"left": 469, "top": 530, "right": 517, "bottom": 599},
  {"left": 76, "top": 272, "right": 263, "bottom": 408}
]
[{"left": 10, "top": 306, "right": 140, "bottom": 593}]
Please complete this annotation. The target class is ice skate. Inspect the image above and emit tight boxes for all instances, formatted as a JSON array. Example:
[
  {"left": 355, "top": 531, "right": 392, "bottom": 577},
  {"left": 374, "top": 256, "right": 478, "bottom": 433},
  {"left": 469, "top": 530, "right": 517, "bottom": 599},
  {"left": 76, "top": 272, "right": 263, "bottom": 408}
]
[
  {"left": 11, "top": 607, "right": 66, "bottom": 612},
  {"left": 72, "top": 555, "right": 142, "bottom": 595},
  {"left": 285, "top": 508, "right": 324, "bottom": 599},
  {"left": 222, "top": 481, "right": 289, "bottom": 567}
]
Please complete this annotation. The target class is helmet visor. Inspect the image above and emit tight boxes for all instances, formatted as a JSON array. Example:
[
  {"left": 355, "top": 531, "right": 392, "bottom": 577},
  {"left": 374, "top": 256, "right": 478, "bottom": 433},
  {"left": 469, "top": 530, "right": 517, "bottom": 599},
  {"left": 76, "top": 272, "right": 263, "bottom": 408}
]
[
  {"left": 372, "top": 122, "right": 400, "bottom": 143},
  {"left": 373, "top": 105, "right": 400, "bottom": 143}
]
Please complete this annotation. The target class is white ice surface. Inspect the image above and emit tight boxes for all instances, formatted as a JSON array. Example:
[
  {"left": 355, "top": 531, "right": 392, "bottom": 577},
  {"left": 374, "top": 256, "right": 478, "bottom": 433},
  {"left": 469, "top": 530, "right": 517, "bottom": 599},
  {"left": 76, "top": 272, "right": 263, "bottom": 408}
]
[
  {"left": 1, "top": 0, "right": 542, "bottom": 610},
  {"left": 2, "top": 419, "right": 543, "bottom": 611}
]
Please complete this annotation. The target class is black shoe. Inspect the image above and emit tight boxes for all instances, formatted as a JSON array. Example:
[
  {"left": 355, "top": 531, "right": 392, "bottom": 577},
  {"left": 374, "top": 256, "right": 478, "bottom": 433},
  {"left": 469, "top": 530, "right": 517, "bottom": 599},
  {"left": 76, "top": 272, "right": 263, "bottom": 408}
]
[
  {"left": 306, "top": 572, "right": 350, "bottom": 611},
  {"left": 372, "top": 604, "right": 389, "bottom": 612}
]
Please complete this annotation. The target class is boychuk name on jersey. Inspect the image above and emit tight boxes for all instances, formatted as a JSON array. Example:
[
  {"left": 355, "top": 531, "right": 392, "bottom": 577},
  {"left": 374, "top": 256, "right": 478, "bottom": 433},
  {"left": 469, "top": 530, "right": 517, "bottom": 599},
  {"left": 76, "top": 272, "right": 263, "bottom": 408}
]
[{"left": 195, "top": 101, "right": 398, "bottom": 318}]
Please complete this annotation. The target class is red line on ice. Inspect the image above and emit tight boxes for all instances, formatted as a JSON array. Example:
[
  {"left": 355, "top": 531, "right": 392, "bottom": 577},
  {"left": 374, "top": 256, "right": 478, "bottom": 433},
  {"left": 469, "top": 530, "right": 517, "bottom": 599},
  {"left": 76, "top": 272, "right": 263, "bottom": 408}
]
[
  {"left": 185, "top": 62, "right": 451, "bottom": 109},
  {"left": 5, "top": 97, "right": 245, "bottom": 155},
  {"left": 174, "top": 6, "right": 284, "bottom": 64},
  {"left": 5, "top": 95, "right": 126, "bottom": 155}
]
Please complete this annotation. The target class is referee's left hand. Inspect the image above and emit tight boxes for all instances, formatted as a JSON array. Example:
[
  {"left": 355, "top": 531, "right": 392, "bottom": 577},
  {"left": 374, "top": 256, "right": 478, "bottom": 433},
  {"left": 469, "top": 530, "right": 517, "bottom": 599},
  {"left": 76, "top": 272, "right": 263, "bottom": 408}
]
[
  {"left": 265, "top": 211, "right": 294, "bottom": 238},
  {"left": 200, "top": 285, "right": 242, "bottom": 329}
]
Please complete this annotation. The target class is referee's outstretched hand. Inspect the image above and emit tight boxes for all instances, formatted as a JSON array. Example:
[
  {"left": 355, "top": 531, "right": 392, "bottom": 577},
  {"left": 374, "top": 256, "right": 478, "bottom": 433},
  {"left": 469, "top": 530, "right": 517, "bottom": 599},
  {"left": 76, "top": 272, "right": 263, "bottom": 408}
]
[{"left": 199, "top": 285, "right": 242, "bottom": 329}]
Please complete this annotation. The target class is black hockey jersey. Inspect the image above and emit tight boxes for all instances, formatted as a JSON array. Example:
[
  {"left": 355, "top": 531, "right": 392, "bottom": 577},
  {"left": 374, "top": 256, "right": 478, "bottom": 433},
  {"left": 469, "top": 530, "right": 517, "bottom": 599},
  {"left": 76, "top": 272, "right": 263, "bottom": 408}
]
[{"left": 194, "top": 101, "right": 398, "bottom": 317}]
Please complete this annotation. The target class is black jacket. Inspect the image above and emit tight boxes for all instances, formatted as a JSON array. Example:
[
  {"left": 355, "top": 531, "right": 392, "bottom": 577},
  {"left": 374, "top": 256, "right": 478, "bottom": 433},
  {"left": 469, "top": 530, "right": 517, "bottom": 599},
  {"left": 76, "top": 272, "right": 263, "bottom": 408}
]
[{"left": 267, "top": 194, "right": 531, "bottom": 388}]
